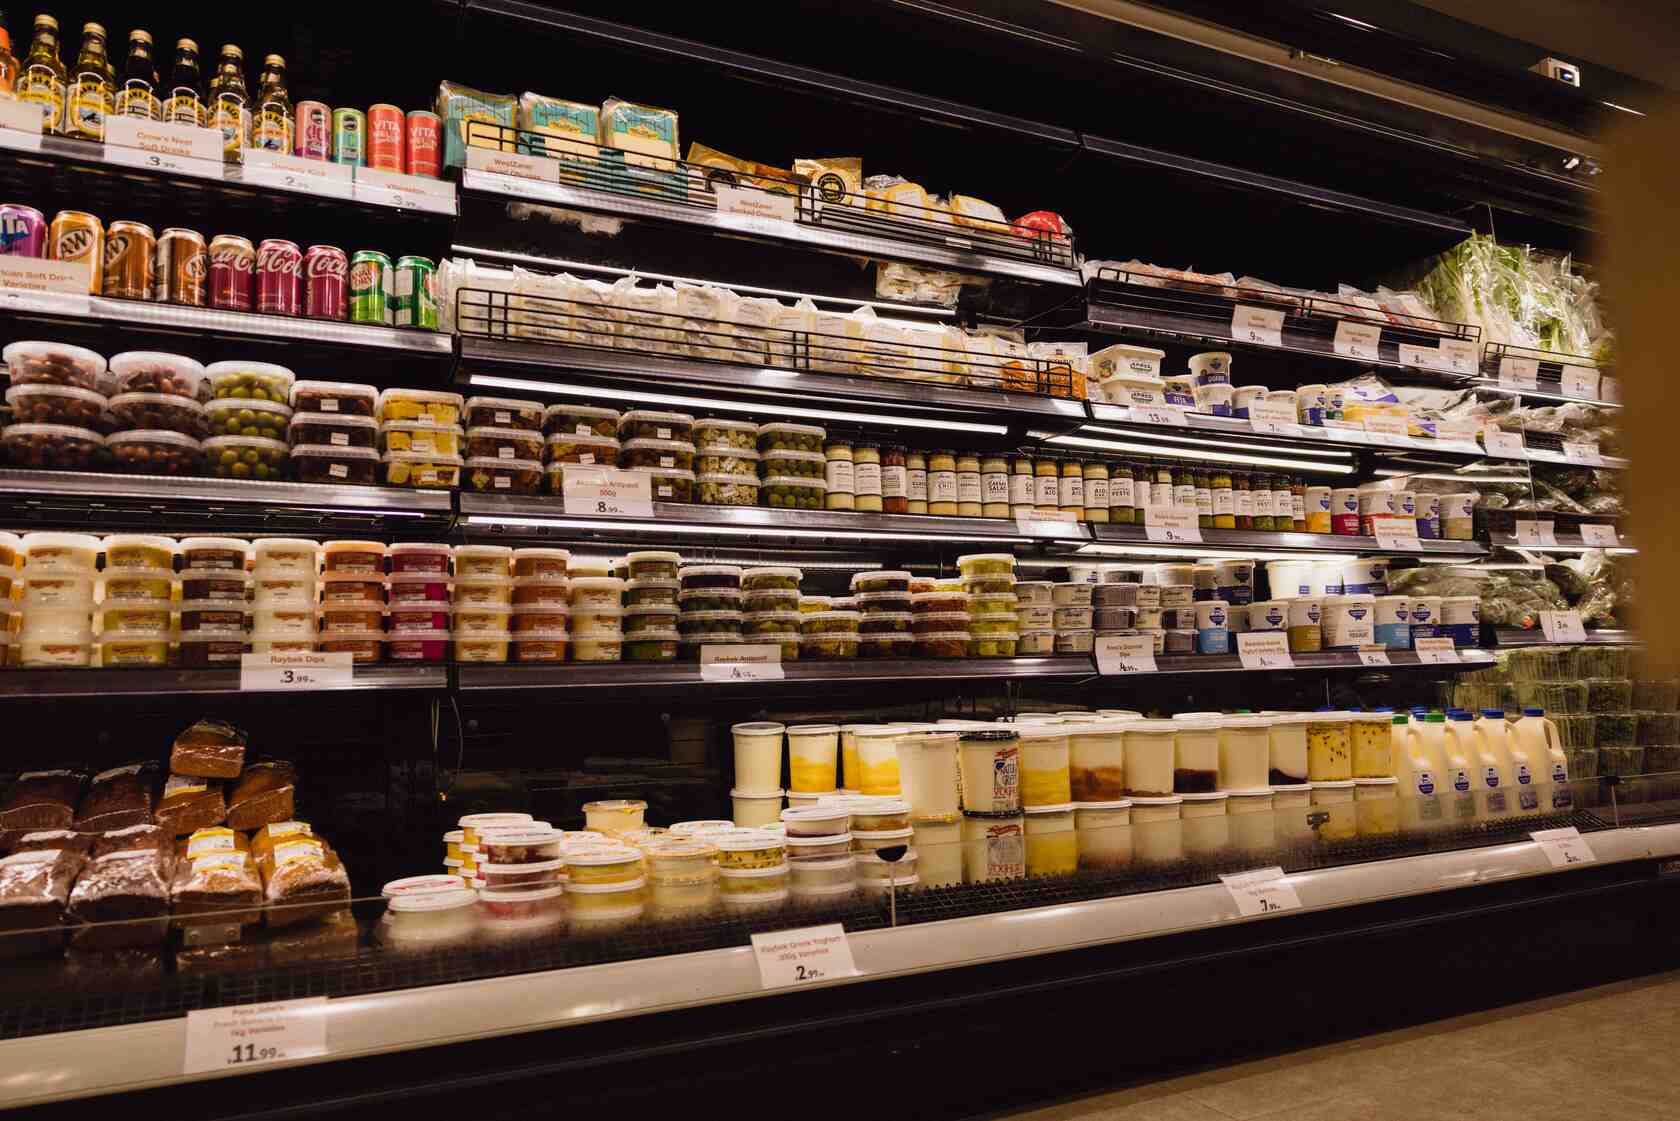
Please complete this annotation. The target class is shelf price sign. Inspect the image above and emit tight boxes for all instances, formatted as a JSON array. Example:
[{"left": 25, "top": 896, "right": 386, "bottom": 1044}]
[
  {"left": 1530, "top": 826, "right": 1596, "bottom": 868},
  {"left": 1246, "top": 396, "right": 1298, "bottom": 436},
  {"left": 1096, "top": 633, "right": 1157, "bottom": 675},
  {"left": 1560, "top": 368, "right": 1600, "bottom": 399},
  {"left": 1131, "top": 404, "right": 1188, "bottom": 427},
  {"left": 1143, "top": 505, "right": 1202, "bottom": 545},
  {"left": 103, "top": 115, "right": 222, "bottom": 176},
  {"left": 1219, "top": 867, "right": 1303, "bottom": 917},
  {"left": 1236, "top": 631, "right": 1293, "bottom": 670},
  {"left": 1333, "top": 320, "right": 1382, "bottom": 361},
  {"left": 1357, "top": 649, "right": 1392, "bottom": 667},
  {"left": 1413, "top": 636, "right": 1460, "bottom": 664},
  {"left": 1580, "top": 524, "right": 1620, "bottom": 547},
  {"left": 1514, "top": 519, "right": 1557, "bottom": 547},
  {"left": 1561, "top": 440, "right": 1600, "bottom": 465},
  {"left": 1438, "top": 338, "right": 1478, "bottom": 374},
  {"left": 183, "top": 997, "right": 328, "bottom": 1074},
  {"left": 1539, "top": 610, "right": 1587, "bottom": 644},
  {"left": 1498, "top": 355, "right": 1539, "bottom": 390},
  {"left": 699, "top": 643, "right": 785, "bottom": 682},
  {"left": 1481, "top": 424, "right": 1526, "bottom": 459},
  {"left": 240, "top": 652, "right": 353, "bottom": 692},
  {"left": 1231, "top": 304, "right": 1284, "bottom": 348},
  {"left": 750, "top": 924, "right": 860, "bottom": 990},
  {"left": 562, "top": 466, "right": 654, "bottom": 517}
]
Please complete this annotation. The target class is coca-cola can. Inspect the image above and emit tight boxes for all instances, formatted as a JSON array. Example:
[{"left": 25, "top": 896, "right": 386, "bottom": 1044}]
[
  {"left": 304, "top": 244, "right": 348, "bottom": 320},
  {"left": 256, "top": 238, "right": 302, "bottom": 315},
  {"left": 0, "top": 203, "right": 46, "bottom": 257},
  {"left": 208, "top": 234, "right": 255, "bottom": 311},
  {"left": 295, "top": 100, "right": 332, "bottom": 161},
  {"left": 153, "top": 227, "right": 207, "bottom": 306}
]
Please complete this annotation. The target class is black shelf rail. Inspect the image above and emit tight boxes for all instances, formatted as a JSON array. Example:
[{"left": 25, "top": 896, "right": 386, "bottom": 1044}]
[
  {"left": 0, "top": 664, "right": 447, "bottom": 699},
  {"left": 1084, "top": 267, "right": 1480, "bottom": 369},
  {"left": 1479, "top": 342, "right": 1615, "bottom": 407},
  {"left": 1089, "top": 523, "right": 1487, "bottom": 558},
  {"left": 1485, "top": 626, "right": 1639, "bottom": 648}
]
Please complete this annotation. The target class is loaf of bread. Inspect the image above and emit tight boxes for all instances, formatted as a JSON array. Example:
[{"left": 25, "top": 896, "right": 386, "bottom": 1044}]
[
  {"left": 154, "top": 776, "right": 226, "bottom": 836},
  {"left": 94, "top": 824, "right": 168, "bottom": 858},
  {"left": 267, "top": 907, "right": 358, "bottom": 963},
  {"left": 226, "top": 762, "right": 296, "bottom": 832},
  {"left": 11, "top": 829, "right": 96, "bottom": 856},
  {"left": 170, "top": 832, "right": 262, "bottom": 928},
  {"left": 68, "top": 848, "right": 172, "bottom": 949},
  {"left": 73, "top": 763, "right": 157, "bottom": 833},
  {"left": 169, "top": 719, "right": 248, "bottom": 780},
  {"left": 250, "top": 821, "right": 311, "bottom": 863},
  {"left": 260, "top": 836, "right": 350, "bottom": 928},
  {"left": 0, "top": 770, "right": 86, "bottom": 832},
  {"left": 0, "top": 848, "right": 85, "bottom": 957}
]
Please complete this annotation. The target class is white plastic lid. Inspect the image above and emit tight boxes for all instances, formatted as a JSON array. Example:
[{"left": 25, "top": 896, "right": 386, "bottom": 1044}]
[
  {"left": 562, "top": 878, "right": 646, "bottom": 896},
  {"left": 382, "top": 874, "right": 470, "bottom": 898},
  {"left": 1073, "top": 799, "right": 1134, "bottom": 810},
  {"left": 388, "top": 888, "right": 477, "bottom": 912},
  {"left": 693, "top": 417, "right": 758, "bottom": 434},
  {"left": 760, "top": 474, "right": 828, "bottom": 490},
  {"left": 626, "top": 550, "right": 681, "bottom": 566},
  {"left": 728, "top": 788, "right": 786, "bottom": 799},
  {"left": 478, "top": 858, "right": 564, "bottom": 876},
  {"left": 1353, "top": 776, "right": 1400, "bottom": 786},
  {"left": 561, "top": 846, "right": 641, "bottom": 866},
  {"left": 1023, "top": 803, "right": 1076, "bottom": 814},
  {"left": 718, "top": 864, "right": 790, "bottom": 879},
  {"left": 679, "top": 565, "right": 742, "bottom": 580},
  {"left": 7, "top": 382, "right": 107, "bottom": 409},
  {"left": 1310, "top": 779, "right": 1358, "bottom": 789},
  {"left": 544, "top": 403, "right": 619, "bottom": 420},
  {"left": 621, "top": 409, "right": 695, "bottom": 425},
  {"left": 1226, "top": 788, "right": 1275, "bottom": 799},
  {"left": 758, "top": 421, "right": 826, "bottom": 438},
  {"left": 571, "top": 575, "right": 625, "bottom": 592},
  {"left": 852, "top": 827, "right": 914, "bottom": 841},
  {"left": 787, "top": 723, "right": 840, "bottom": 735},
  {"left": 292, "top": 380, "right": 379, "bottom": 405},
  {"left": 6, "top": 340, "right": 107, "bottom": 374},
  {"left": 459, "top": 812, "right": 533, "bottom": 829},
  {"left": 377, "top": 387, "right": 461, "bottom": 407},
  {"left": 1127, "top": 795, "right": 1184, "bottom": 805},
  {"left": 288, "top": 411, "right": 375, "bottom": 431},
  {"left": 1178, "top": 791, "right": 1229, "bottom": 802},
  {"left": 180, "top": 536, "right": 250, "bottom": 557},
  {"left": 4, "top": 422, "right": 104, "bottom": 444}
]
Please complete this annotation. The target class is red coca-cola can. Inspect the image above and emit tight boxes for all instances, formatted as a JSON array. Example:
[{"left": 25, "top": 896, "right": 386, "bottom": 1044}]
[
  {"left": 208, "top": 234, "right": 255, "bottom": 311},
  {"left": 367, "top": 104, "right": 405, "bottom": 172},
  {"left": 304, "top": 244, "right": 348, "bottom": 320},
  {"left": 406, "top": 110, "right": 442, "bottom": 178},
  {"left": 295, "top": 100, "right": 332, "bottom": 161},
  {"left": 256, "top": 238, "right": 303, "bottom": 316}
]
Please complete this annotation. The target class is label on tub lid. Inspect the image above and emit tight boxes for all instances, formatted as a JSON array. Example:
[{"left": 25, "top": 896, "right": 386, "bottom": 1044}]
[{"left": 750, "top": 923, "right": 861, "bottom": 989}]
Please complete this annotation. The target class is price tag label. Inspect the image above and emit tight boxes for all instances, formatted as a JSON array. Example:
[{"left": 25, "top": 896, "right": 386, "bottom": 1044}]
[
  {"left": 1358, "top": 649, "right": 1392, "bottom": 667},
  {"left": 104, "top": 116, "right": 223, "bottom": 176},
  {"left": 1539, "top": 610, "right": 1587, "bottom": 643},
  {"left": 1132, "top": 405, "right": 1188, "bottom": 427},
  {"left": 1580, "top": 523, "right": 1620, "bottom": 547},
  {"left": 699, "top": 644, "right": 785, "bottom": 682},
  {"left": 714, "top": 183, "right": 798, "bottom": 226},
  {"left": 1498, "top": 355, "right": 1539, "bottom": 389},
  {"left": 240, "top": 652, "right": 354, "bottom": 692},
  {"left": 1333, "top": 320, "right": 1382, "bottom": 360},
  {"left": 1096, "top": 633, "right": 1158, "bottom": 675},
  {"left": 353, "top": 166, "right": 456, "bottom": 212},
  {"left": 561, "top": 466, "right": 655, "bottom": 517},
  {"left": 1561, "top": 440, "right": 1600, "bottom": 464},
  {"left": 1396, "top": 342, "right": 1441, "bottom": 371},
  {"left": 1482, "top": 424, "right": 1526, "bottom": 459},
  {"left": 466, "top": 144, "right": 559, "bottom": 185},
  {"left": 1439, "top": 338, "right": 1479, "bottom": 374},
  {"left": 1231, "top": 304, "right": 1285, "bottom": 347},
  {"left": 1560, "top": 368, "right": 1600, "bottom": 399},
  {"left": 1014, "top": 510, "right": 1081, "bottom": 537},
  {"left": 749, "top": 924, "right": 860, "bottom": 989},
  {"left": 1531, "top": 826, "right": 1596, "bottom": 868},
  {"left": 183, "top": 997, "right": 328, "bottom": 1074},
  {"left": 1370, "top": 514, "right": 1419, "bottom": 552},
  {"left": 0, "top": 97, "right": 43, "bottom": 150},
  {"left": 1219, "top": 867, "right": 1303, "bottom": 917},
  {"left": 1236, "top": 631, "right": 1293, "bottom": 670},
  {"left": 1144, "top": 505, "right": 1202, "bottom": 544},
  {"left": 1373, "top": 532, "right": 1416, "bottom": 552},
  {"left": 1362, "top": 415, "right": 1410, "bottom": 442},
  {"left": 243, "top": 149, "right": 354, "bottom": 198},
  {"left": 1598, "top": 376, "right": 1622, "bottom": 405},
  {"left": 1514, "top": 519, "right": 1557, "bottom": 547},
  {"left": 1414, "top": 636, "right": 1460, "bottom": 664},
  {"left": 1246, "top": 397, "right": 1298, "bottom": 436},
  {"left": 0, "top": 255, "right": 93, "bottom": 301}
]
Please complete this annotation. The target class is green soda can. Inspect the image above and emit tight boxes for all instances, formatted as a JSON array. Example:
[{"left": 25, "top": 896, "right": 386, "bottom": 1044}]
[
  {"left": 331, "top": 107, "right": 366, "bottom": 166},
  {"left": 394, "top": 255, "right": 438, "bottom": 329},
  {"left": 349, "top": 249, "right": 392, "bottom": 324}
]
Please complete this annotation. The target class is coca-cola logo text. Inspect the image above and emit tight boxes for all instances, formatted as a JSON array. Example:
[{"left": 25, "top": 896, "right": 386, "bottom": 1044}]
[
  {"left": 256, "top": 244, "right": 301, "bottom": 276},
  {"left": 211, "top": 246, "right": 254, "bottom": 273},
  {"left": 306, "top": 251, "right": 346, "bottom": 279}
]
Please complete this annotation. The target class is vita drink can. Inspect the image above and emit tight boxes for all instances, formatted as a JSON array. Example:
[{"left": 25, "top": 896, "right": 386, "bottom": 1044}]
[
  {"left": 294, "top": 101, "right": 331, "bottom": 160},
  {"left": 367, "top": 104, "right": 405, "bottom": 172},
  {"left": 349, "top": 249, "right": 392, "bottom": 325},
  {"left": 405, "top": 111, "right": 442, "bottom": 178},
  {"left": 0, "top": 204, "right": 47, "bottom": 257},
  {"left": 331, "top": 107, "right": 365, "bottom": 166},
  {"left": 393, "top": 255, "right": 437, "bottom": 329}
]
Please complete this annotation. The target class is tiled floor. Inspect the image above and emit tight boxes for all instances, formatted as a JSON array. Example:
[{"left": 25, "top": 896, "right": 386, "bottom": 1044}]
[{"left": 993, "top": 971, "right": 1680, "bottom": 1121}]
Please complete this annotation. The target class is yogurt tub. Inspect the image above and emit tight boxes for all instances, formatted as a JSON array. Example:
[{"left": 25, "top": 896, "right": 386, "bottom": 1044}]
[
  {"left": 1354, "top": 776, "right": 1400, "bottom": 837},
  {"left": 1310, "top": 780, "right": 1358, "bottom": 841},
  {"left": 1023, "top": 804, "right": 1077, "bottom": 876},
  {"left": 1179, "top": 791, "right": 1230, "bottom": 858},
  {"left": 1408, "top": 595, "right": 1441, "bottom": 644},
  {"left": 1016, "top": 726, "right": 1072, "bottom": 808},
  {"left": 102, "top": 534, "right": 177, "bottom": 570},
  {"left": 1193, "top": 382, "right": 1233, "bottom": 416},
  {"left": 1172, "top": 715, "right": 1222, "bottom": 793},
  {"left": 571, "top": 607, "right": 625, "bottom": 636},
  {"left": 852, "top": 729, "right": 907, "bottom": 797},
  {"left": 1416, "top": 493, "right": 1442, "bottom": 539},
  {"left": 1218, "top": 715, "right": 1273, "bottom": 790},
  {"left": 389, "top": 543, "right": 453, "bottom": 574},
  {"left": 1287, "top": 599, "right": 1323, "bottom": 653},
  {"left": 1129, "top": 796, "right": 1184, "bottom": 865},
  {"left": 897, "top": 731, "right": 961, "bottom": 822},
  {"left": 1123, "top": 720, "right": 1178, "bottom": 796},
  {"left": 856, "top": 846, "right": 918, "bottom": 883},
  {"left": 643, "top": 840, "right": 719, "bottom": 882},
  {"left": 787, "top": 724, "right": 840, "bottom": 794},
  {"left": 1374, "top": 596, "right": 1411, "bottom": 648},
  {"left": 563, "top": 880, "right": 645, "bottom": 929},
  {"left": 1442, "top": 493, "right": 1477, "bottom": 540},
  {"left": 784, "top": 790, "right": 834, "bottom": 810},
  {"left": 787, "top": 855, "right": 857, "bottom": 891},
  {"left": 911, "top": 819, "right": 962, "bottom": 887},
  {"left": 389, "top": 574, "right": 451, "bottom": 604},
  {"left": 714, "top": 830, "right": 787, "bottom": 870},
  {"left": 99, "top": 633, "right": 170, "bottom": 667},
  {"left": 730, "top": 788, "right": 785, "bottom": 828},
  {"left": 20, "top": 573, "right": 95, "bottom": 609},
  {"left": 1442, "top": 596, "right": 1480, "bottom": 647},
  {"left": 1194, "top": 600, "right": 1230, "bottom": 655},
  {"left": 100, "top": 601, "right": 172, "bottom": 634},
  {"left": 1264, "top": 714, "right": 1311, "bottom": 785},
  {"left": 451, "top": 632, "right": 510, "bottom": 663},
  {"left": 730, "top": 721, "right": 786, "bottom": 794},
  {"left": 564, "top": 846, "right": 644, "bottom": 884},
  {"left": 249, "top": 605, "right": 313, "bottom": 636},
  {"left": 719, "top": 865, "right": 790, "bottom": 905},
  {"left": 1231, "top": 385, "right": 1267, "bottom": 418},
  {"left": 1075, "top": 800, "right": 1133, "bottom": 870},
  {"left": 1321, "top": 593, "right": 1375, "bottom": 650},
  {"left": 626, "top": 578, "right": 681, "bottom": 608},
  {"left": 852, "top": 826, "right": 914, "bottom": 859},
  {"left": 510, "top": 605, "right": 569, "bottom": 634},
  {"left": 1330, "top": 488, "right": 1361, "bottom": 535},
  {"left": 1248, "top": 600, "right": 1287, "bottom": 632}
]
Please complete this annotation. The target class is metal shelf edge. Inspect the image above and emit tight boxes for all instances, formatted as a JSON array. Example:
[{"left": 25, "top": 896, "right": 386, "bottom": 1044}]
[
  {"left": 0, "top": 471, "right": 454, "bottom": 516},
  {"left": 0, "top": 664, "right": 448, "bottom": 698},
  {"left": 1088, "top": 523, "right": 1487, "bottom": 557}
]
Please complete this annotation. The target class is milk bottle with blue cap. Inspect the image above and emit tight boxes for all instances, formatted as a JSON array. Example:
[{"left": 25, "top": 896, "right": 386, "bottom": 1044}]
[
  {"left": 1441, "top": 711, "right": 1482, "bottom": 824},
  {"left": 1514, "top": 707, "right": 1571, "bottom": 811},
  {"left": 1472, "top": 709, "right": 1517, "bottom": 820},
  {"left": 1397, "top": 712, "right": 1446, "bottom": 833}
]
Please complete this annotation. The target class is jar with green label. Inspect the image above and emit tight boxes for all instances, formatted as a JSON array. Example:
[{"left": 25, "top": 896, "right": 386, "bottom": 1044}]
[
  {"left": 1109, "top": 461, "right": 1135, "bottom": 524},
  {"left": 1212, "top": 469, "right": 1235, "bottom": 529}
]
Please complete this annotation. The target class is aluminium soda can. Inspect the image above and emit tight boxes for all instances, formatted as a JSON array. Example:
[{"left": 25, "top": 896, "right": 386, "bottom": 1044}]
[
  {"left": 367, "top": 103, "right": 405, "bottom": 172},
  {"left": 294, "top": 100, "right": 331, "bottom": 160},
  {"left": 405, "top": 110, "right": 441, "bottom": 178},
  {"left": 393, "top": 255, "right": 437, "bottom": 329},
  {"left": 49, "top": 209, "right": 104, "bottom": 294},
  {"left": 304, "top": 244, "right": 348, "bottom": 320},
  {"left": 331, "top": 107, "right": 365, "bottom": 166},
  {"left": 348, "top": 249, "right": 391, "bottom": 325},
  {"left": 208, "top": 233, "right": 255, "bottom": 311},
  {"left": 153, "top": 226, "right": 207, "bottom": 306},
  {"left": 0, "top": 204, "right": 47, "bottom": 257},
  {"left": 102, "top": 220, "right": 156, "bottom": 300},
  {"left": 256, "top": 238, "right": 302, "bottom": 315}
]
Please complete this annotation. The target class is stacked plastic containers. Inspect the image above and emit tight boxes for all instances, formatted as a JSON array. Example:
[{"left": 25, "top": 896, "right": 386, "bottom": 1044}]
[
  {"left": 377, "top": 388, "right": 464, "bottom": 490},
  {"left": 729, "top": 720, "right": 786, "bottom": 826},
  {"left": 174, "top": 537, "right": 246, "bottom": 664},
  {"left": 1051, "top": 579, "right": 1093, "bottom": 655},
  {"left": 287, "top": 379, "right": 380, "bottom": 486},
  {"left": 758, "top": 422, "right": 828, "bottom": 513},
  {"left": 961, "top": 554, "right": 1019, "bottom": 657},
  {"left": 452, "top": 545, "right": 513, "bottom": 663},
  {"left": 849, "top": 569, "right": 911, "bottom": 658},
  {"left": 620, "top": 410, "right": 697, "bottom": 506},
  {"left": 320, "top": 540, "right": 391, "bottom": 662},
  {"left": 204, "top": 361, "right": 294, "bottom": 483},
  {"left": 252, "top": 538, "right": 323, "bottom": 656},
  {"left": 678, "top": 563, "right": 741, "bottom": 662},
  {"left": 743, "top": 566, "right": 801, "bottom": 660},
  {"left": 1, "top": 342, "right": 112, "bottom": 474},
  {"left": 462, "top": 396, "right": 545, "bottom": 495},
  {"left": 105, "top": 352, "right": 208, "bottom": 478},
  {"left": 570, "top": 561, "right": 625, "bottom": 663},
  {"left": 508, "top": 547, "right": 569, "bottom": 661},
  {"left": 910, "top": 578, "right": 969, "bottom": 659},
  {"left": 1014, "top": 580, "right": 1055, "bottom": 654},
  {"left": 541, "top": 402, "right": 622, "bottom": 497},
  {"left": 693, "top": 416, "right": 759, "bottom": 508},
  {"left": 384, "top": 543, "right": 450, "bottom": 662},
  {"left": 17, "top": 532, "right": 99, "bottom": 666},
  {"left": 781, "top": 800, "right": 858, "bottom": 903},
  {"left": 94, "top": 534, "right": 177, "bottom": 666},
  {"left": 621, "top": 551, "right": 677, "bottom": 662}
]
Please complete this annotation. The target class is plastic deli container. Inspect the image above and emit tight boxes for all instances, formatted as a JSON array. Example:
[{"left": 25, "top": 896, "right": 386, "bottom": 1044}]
[
  {"left": 5, "top": 341, "right": 108, "bottom": 391},
  {"left": 292, "top": 380, "right": 378, "bottom": 417}
]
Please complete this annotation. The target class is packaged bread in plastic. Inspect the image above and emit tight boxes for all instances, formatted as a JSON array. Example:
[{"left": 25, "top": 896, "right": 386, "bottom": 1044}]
[
  {"left": 794, "top": 157, "right": 862, "bottom": 206},
  {"left": 250, "top": 820, "right": 313, "bottom": 864},
  {"left": 517, "top": 91, "right": 599, "bottom": 164},
  {"left": 226, "top": 762, "right": 296, "bottom": 832},
  {"left": 175, "top": 936, "right": 268, "bottom": 975},
  {"left": 95, "top": 823, "right": 168, "bottom": 858},
  {"left": 73, "top": 762, "right": 157, "bottom": 833},
  {"left": 267, "top": 907, "right": 358, "bottom": 964},
  {"left": 64, "top": 945, "right": 165, "bottom": 984},
  {"left": 0, "top": 769, "right": 85, "bottom": 833},
  {"left": 68, "top": 848, "right": 171, "bottom": 949},
  {"left": 155, "top": 775, "right": 226, "bottom": 836},
  {"left": 435, "top": 80, "right": 516, "bottom": 169},
  {"left": 0, "top": 848, "right": 84, "bottom": 957},
  {"left": 171, "top": 846, "right": 262, "bottom": 927},
  {"left": 260, "top": 836, "right": 351, "bottom": 928},
  {"left": 12, "top": 829, "right": 96, "bottom": 856},
  {"left": 169, "top": 718, "right": 248, "bottom": 779}
]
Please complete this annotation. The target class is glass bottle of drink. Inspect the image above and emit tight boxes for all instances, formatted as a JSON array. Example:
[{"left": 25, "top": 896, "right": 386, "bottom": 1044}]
[
  {"left": 65, "top": 22, "right": 113, "bottom": 141},
  {"left": 162, "top": 37, "right": 202, "bottom": 127},
  {"left": 16, "top": 14, "right": 66, "bottom": 133},
  {"left": 0, "top": 11, "right": 19, "bottom": 97},
  {"left": 206, "top": 42, "right": 248, "bottom": 161},
  {"left": 251, "top": 53, "right": 292, "bottom": 154},
  {"left": 115, "top": 29, "right": 159, "bottom": 120}
]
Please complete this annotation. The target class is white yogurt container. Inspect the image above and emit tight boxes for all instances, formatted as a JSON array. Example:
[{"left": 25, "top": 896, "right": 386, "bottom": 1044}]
[
  {"left": 730, "top": 788, "right": 785, "bottom": 828},
  {"left": 1193, "top": 599, "right": 1230, "bottom": 655},
  {"left": 1321, "top": 593, "right": 1376, "bottom": 649},
  {"left": 731, "top": 722, "right": 785, "bottom": 794},
  {"left": 1409, "top": 595, "right": 1442, "bottom": 642},
  {"left": 1340, "top": 557, "right": 1389, "bottom": 596},
  {"left": 1358, "top": 488, "right": 1397, "bottom": 535},
  {"left": 1193, "top": 383, "right": 1233, "bottom": 417},
  {"left": 1249, "top": 600, "right": 1288, "bottom": 631},
  {"left": 1232, "top": 385, "right": 1267, "bottom": 418},
  {"left": 1374, "top": 596, "right": 1411, "bottom": 648},
  {"left": 1130, "top": 796, "right": 1184, "bottom": 865},
  {"left": 1187, "top": 351, "right": 1232, "bottom": 385}
]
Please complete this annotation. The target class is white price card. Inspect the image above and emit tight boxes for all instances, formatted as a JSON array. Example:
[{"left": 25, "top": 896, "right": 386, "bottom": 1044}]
[
  {"left": 1598, "top": 376, "right": 1622, "bottom": 405},
  {"left": 103, "top": 116, "right": 223, "bottom": 176},
  {"left": 0, "top": 255, "right": 93, "bottom": 304},
  {"left": 1219, "top": 867, "right": 1303, "bottom": 917},
  {"left": 1231, "top": 304, "right": 1285, "bottom": 347},
  {"left": 1369, "top": 514, "right": 1419, "bottom": 552},
  {"left": 1481, "top": 424, "right": 1526, "bottom": 459},
  {"left": 1014, "top": 509, "right": 1081, "bottom": 537},
  {"left": 1396, "top": 342, "right": 1441, "bottom": 371},
  {"left": 0, "top": 97, "right": 43, "bottom": 150},
  {"left": 1096, "top": 633, "right": 1158, "bottom": 675},
  {"left": 699, "top": 643, "right": 785, "bottom": 682},
  {"left": 561, "top": 466, "right": 655, "bottom": 517},
  {"left": 1580, "top": 523, "right": 1620, "bottom": 547},
  {"left": 1539, "top": 610, "right": 1587, "bottom": 644},
  {"left": 1357, "top": 649, "right": 1392, "bottom": 667},
  {"left": 1373, "top": 531, "right": 1417, "bottom": 552},
  {"left": 1439, "top": 338, "right": 1479, "bottom": 374},
  {"left": 749, "top": 924, "right": 860, "bottom": 990},
  {"left": 466, "top": 144, "right": 559, "bottom": 185},
  {"left": 183, "top": 997, "right": 328, "bottom": 1074},
  {"left": 243, "top": 149, "right": 354, "bottom": 198},
  {"left": 1530, "top": 826, "right": 1596, "bottom": 868},
  {"left": 240, "top": 652, "right": 353, "bottom": 692},
  {"left": 713, "top": 183, "right": 798, "bottom": 226},
  {"left": 1498, "top": 355, "right": 1539, "bottom": 389},
  {"left": 1362, "top": 415, "right": 1410, "bottom": 442},
  {"left": 1560, "top": 368, "right": 1600, "bottom": 399},
  {"left": 1132, "top": 404, "right": 1188, "bottom": 427},
  {"left": 1246, "top": 396, "right": 1298, "bottom": 436},
  {"left": 353, "top": 166, "right": 456, "bottom": 212},
  {"left": 1414, "top": 636, "right": 1460, "bottom": 664},
  {"left": 1236, "top": 631, "right": 1293, "bottom": 670},
  {"left": 1514, "top": 519, "right": 1557, "bottom": 547},
  {"left": 1144, "top": 505, "right": 1202, "bottom": 544},
  {"left": 1333, "top": 320, "right": 1382, "bottom": 360},
  {"left": 1561, "top": 440, "right": 1600, "bottom": 464}
]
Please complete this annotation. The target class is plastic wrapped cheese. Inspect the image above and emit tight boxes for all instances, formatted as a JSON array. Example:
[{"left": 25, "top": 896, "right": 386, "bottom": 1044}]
[
  {"left": 860, "top": 315, "right": 914, "bottom": 379},
  {"left": 600, "top": 97, "right": 680, "bottom": 170},
  {"left": 769, "top": 299, "right": 814, "bottom": 368},
  {"left": 734, "top": 298, "right": 780, "bottom": 364},
  {"left": 949, "top": 195, "right": 1010, "bottom": 235},
  {"left": 794, "top": 156, "right": 862, "bottom": 206},
  {"left": 809, "top": 307, "right": 863, "bottom": 374},
  {"left": 435, "top": 80, "right": 517, "bottom": 169},
  {"left": 864, "top": 175, "right": 929, "bottom": 218},
  {"left": 517, "top": 91, "right": 600, "bottom": 165},
  {"left": 611, "top": 278, "right": 682, "bottom": 355},
  {"left": 675, "top": 283, "right": 733, "bottom": 362}
]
